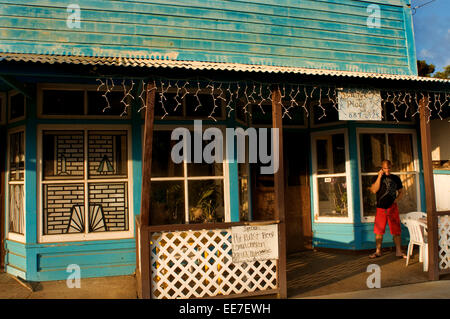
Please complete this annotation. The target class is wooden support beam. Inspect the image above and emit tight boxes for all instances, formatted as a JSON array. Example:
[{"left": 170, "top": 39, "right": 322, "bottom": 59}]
[
  {"left": 138, "top": 83, "right": 156, "bottom": 299},
  {"left": 0, "top": 75, "right": 33, "bottom": 99},
  {"left": 272, "top": 88, "right": 287, "bottom": 299},
  {"left": 419, "top": 96, "right": 440, "bottom": 281}
]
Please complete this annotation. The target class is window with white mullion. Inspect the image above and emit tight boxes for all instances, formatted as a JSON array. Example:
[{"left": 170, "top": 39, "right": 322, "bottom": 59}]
[
  {"left": 41, "top": 128, "right": 130, "bottom": 237},
  {"left": 359, "top": 130, "right": 419, "bottom": 219},
  {"left": 150, "top": 129, "right": 227, "bottom": 225},
  {"left": 7, "top": 129, "right": 25, "bottom": 237},
  {"left": 313, "top": 131, "right": 350, "bottom": 219}
]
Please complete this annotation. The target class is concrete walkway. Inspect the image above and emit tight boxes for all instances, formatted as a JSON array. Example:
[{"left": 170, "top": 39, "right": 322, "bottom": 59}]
[{"left": 298, "top": 280, "right": 450, "bottom": 299}]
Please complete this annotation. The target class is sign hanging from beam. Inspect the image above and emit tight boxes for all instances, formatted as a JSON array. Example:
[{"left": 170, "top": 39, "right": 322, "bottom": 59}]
[{"left": 338, "top": 88, "right": 382, "bottom": 121}]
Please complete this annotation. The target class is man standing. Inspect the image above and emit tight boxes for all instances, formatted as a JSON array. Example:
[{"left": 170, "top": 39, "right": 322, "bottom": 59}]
[{"left": 369, "top": 159, "right": 406, "bottom": 259}]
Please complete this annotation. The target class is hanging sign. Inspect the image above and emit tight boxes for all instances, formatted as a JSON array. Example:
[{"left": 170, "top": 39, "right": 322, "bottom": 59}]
[
  {"left": 338, "top": 88, "right": 382, "bottom": 121},
  {"left": 231, "top": 224, "right": 278, "bottom": 263}
]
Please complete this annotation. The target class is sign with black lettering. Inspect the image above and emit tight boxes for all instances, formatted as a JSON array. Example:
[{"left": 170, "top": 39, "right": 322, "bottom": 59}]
[
  {"left": 338, "top": 88, "right": 382, "bottom": 121},
  {"left": 231, "top": 225, "right": 278, "bottom": 263}
]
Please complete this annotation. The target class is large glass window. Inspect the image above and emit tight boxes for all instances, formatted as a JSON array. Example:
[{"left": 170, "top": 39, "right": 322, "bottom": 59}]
[
  {"left": 150, "top": 129, "right": 227, "bottom": 225},
  {"left": 40, "top": 129, "right": 130, "bottom": 238},
  {"left": 313, "top": 132, "right": 349, "bottom": 219},
  {"left": 8, "top": 130, "right": 25, "bottom": 236},
  {"left": 359, "top": 131, "right": 418, "bottom": 218}
]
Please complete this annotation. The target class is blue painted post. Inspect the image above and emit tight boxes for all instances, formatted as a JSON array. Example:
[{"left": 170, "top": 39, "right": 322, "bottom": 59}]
[
  {"left": 24, "top": 87, "right": 38, "bottom": 279},
  {"left": 131, "top": 83, "right": 143, "bottom": 229},
  {"left": 227, "top": 120, "right": 240, "bottom": 222}
]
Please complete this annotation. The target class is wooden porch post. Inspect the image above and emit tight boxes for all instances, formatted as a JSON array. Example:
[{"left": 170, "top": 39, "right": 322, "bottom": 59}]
[
  {"left": 419, "top": 95, "right": 440, "bottom": 281},
  {"left": 138, "top": 83, "right": 156, "bottom": 298},
  {"left": 272, "top": 87, "right": 287, "bottom": 298}
]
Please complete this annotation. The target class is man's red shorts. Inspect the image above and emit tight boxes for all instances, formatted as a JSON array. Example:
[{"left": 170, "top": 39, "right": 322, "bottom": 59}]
[{"left": 374, "top": 203, "right": 401, "bottom": 236}]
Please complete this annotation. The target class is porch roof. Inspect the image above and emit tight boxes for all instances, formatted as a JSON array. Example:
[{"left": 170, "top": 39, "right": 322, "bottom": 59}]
[{"left": 1, "top": 52, "right": 449, "bottom": 85}]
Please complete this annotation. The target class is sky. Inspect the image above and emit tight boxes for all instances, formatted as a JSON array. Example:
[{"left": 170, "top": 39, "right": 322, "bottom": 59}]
[{"left": 412, "top": 0, "right": 450, "bottom": 73}]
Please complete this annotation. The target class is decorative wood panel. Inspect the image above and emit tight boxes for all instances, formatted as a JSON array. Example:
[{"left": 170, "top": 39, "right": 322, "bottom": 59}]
[{"left": 150, "top": 227, "right": 278, "bottom": 299}]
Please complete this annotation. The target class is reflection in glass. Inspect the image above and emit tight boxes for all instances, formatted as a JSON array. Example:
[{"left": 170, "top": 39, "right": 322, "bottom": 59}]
[
  {"left": 188, "top": 180, "right": 224, "bottom": 223},
  {"left": 397, "top": 174, "right": 417, "bottom": 213},
  {"left": 9, "top": 131, "right": 25, "bottom": 181},
  {"left": 388, "top": 134, "right": 414, "bottom": 172},
  {"left": 187, "top": 138, "right": 223, "bottom": 177},
  {"left": 359, "top": 134, "right": 386, "bottom": 173},
  {"left": 362, "top": 175, "right": 377, "bottom": 217},
  {"left": 43, "top": 184, "right": 85, "bottom": 235},
  {"left": 150, "top": 181, "right": 185, "bottom": 225},
  {"left": 9, "top": 184, "right": 24, "bottom": 234},
  {"left": 43, "top": 131, "right": 84, "bottom": 179},
  {"left": 317, "top": 176, "right": 348, "bottom": 217},
  {"left": 316, "top": 134, "right": 345, "bottom": 175},
  {"left": 152, "top": 131, "right": 183, "bottom": 177},
  {"left": 88, "top": 131, "right": 127, "bottom": 178},
  {"left": 238, "top": 162, "right": 249, "bottom": 221}
]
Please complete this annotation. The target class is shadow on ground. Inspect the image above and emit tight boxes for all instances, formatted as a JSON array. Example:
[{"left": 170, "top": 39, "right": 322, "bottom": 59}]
[{"left": 287, "top": 247, "right": 429, "bottom": 298}]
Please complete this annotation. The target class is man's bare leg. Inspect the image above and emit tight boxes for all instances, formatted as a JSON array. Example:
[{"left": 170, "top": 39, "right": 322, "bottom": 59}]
[
  {"left": 370, "top": 234, "right": 383, "bottom": 258},
  {"left": 394, "top": 235, "right": 405, "bottom": 257}
]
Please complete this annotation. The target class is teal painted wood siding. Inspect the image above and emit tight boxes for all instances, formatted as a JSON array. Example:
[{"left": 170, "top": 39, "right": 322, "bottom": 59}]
[{"left": 0, "top": 0, "right": 416, "bottom": 75}]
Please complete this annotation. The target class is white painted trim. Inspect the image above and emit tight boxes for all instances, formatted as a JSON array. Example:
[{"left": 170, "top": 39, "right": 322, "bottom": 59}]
[
  {"left": 37, "top": 124, "right": 134, "bottom": 243},
  {"left": 5, "top": 126, "right": 26, "bottom": 242},
  {"left": 356, "top": 127, "right": 420, "bottom": 223},
  {"left": 7, "top": 90, "right": 26, "bottom": 123},
  {"left": 311, "top": 128, "right": 353, "bottom": 223}
]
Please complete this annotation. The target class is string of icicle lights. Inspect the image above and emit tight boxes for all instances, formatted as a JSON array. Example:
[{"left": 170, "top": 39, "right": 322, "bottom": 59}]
[{"left": 96, "top": 78, "right": 450, "bottom": 123}]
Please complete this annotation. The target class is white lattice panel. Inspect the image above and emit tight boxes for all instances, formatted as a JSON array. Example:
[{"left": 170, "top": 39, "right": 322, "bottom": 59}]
[
  {"left": 150, "top": 228, "right": 278, "bottom": 299},
  {"left": 438, "top": 215, "right": 450, "bottom": 270}
]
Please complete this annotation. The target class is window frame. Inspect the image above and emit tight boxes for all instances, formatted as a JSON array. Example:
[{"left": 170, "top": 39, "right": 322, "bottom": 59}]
[
  {"left": 37, "top": 124, "right": 134, "bottom": 243},
  {"left": 149, "top": 125, "right": 231, "bottom": 224},
  {"left": 356, "top": 127, "right": 421, "bottom": 223},
  {"left": 311, "top": 128, "right": 353, "bottom": 223},
  {"left": 37, "top": 83, "right": 132, "bottom": 119},
  {"left": 6, "top": 126, "right": 26, "bottom": 242},
  {"left": 8, "top": 90, "right": 26, "bottom": 123}
]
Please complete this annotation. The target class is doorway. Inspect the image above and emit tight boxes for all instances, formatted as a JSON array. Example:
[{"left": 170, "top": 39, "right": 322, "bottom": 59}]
[{"left": 251, "top": 130, "right": 312, "bottom": 253}]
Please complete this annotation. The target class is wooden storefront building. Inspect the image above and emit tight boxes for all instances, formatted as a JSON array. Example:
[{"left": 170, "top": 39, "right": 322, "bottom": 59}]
[{"left": 0, "top": 0, "right": 449, "bottom": 298}]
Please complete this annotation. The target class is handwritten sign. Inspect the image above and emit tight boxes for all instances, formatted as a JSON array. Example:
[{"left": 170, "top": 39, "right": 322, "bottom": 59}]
[
  {"left": 338, "top": 88, "right": 382, "bottom": 121},
  {"left": 231, "top": 224, "right": 278, "bottom": 263}
]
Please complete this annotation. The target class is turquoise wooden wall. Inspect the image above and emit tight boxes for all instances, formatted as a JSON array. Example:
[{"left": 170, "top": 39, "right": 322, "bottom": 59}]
[{"left": 0, "top": 0, "right": 417, "bottom": 75}]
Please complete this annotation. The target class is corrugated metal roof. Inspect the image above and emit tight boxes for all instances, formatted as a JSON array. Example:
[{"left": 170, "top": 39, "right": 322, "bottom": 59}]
[{"left": 1, "top": 53, "right": 449, "bottom": 84}]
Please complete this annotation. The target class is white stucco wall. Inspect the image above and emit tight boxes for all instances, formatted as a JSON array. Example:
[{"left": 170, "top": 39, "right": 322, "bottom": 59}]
[{"left": 431, "top": 120, "right": 450, "bottom": 161}]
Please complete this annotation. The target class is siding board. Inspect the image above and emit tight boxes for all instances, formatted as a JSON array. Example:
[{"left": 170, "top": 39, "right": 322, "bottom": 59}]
[{"left": 0, "top": 0, "right": 416, "bottom": 84}]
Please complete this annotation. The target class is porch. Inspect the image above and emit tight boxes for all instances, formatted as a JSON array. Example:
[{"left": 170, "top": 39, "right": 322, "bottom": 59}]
[{"left": 0, "top": 247, "right": 441, "bottom": 299}]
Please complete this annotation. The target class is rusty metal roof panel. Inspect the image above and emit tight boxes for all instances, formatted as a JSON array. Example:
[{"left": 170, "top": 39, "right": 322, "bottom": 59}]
[{"left": 1, "top": 53, "right": 449, "bottom": 84}]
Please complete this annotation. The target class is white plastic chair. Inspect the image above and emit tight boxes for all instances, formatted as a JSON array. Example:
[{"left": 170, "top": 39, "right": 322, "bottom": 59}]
[
  {"left": 404, "top": 219, "right": 428, "bottom": 272},
  {"left": 400, "top": 211, "right": 427, "bottom": 226}
]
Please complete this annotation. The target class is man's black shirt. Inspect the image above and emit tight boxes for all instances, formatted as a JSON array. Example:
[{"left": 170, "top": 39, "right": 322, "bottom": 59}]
[{"left": 373, "top": 174, "right": 403, "bottom": 209}]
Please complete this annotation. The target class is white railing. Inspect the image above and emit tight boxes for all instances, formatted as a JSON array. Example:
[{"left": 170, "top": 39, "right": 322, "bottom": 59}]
[{"left": 144, "top": 222, "right": 280, "bottom": 299}]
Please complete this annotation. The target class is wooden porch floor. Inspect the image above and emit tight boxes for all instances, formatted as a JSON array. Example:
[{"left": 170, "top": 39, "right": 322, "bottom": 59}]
[{"left": 287, "top": 248, "right": 431, "bottom": 298}]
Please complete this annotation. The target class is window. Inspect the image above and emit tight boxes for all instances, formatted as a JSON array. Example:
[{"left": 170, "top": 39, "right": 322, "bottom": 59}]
[
  {"left": 153, "top": 90, "right": 225, "bottom": 120},
  {"left": 39, "top": 85, "right": 130, "bottom": 117},
  {"left": 149, "top": 129, "right": 228, "bottom": 225},
  {"left": 0, "top": 93, "right": 5, "bottom": 124},
  {"left": 358, "top": 130, "right": 419, "bottom": 221},
  {"left": 250, "top": 102, "right": 306, "bottom": 126},
  {"left": 8, "top": 92, "right": 25, "bottom": 122},
  {"left": 7, "top": 129, "right": 25, "bottom": 240},
  {"left": 312, "top": 130, "right": 351, "bottom": 221},
  {"left": 39, "top": 126, "right": 132, "bottom": 242}
]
